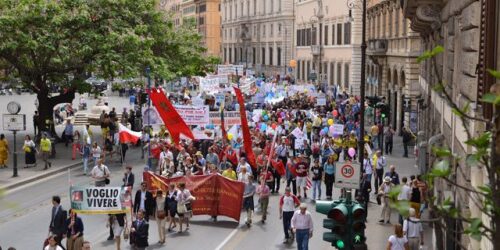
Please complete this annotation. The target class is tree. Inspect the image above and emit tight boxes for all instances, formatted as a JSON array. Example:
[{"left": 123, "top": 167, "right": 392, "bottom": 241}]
[
  {"left": 0, "top": 0, "right": 217, "bottom": 135},
  {"left": 388, "top": 46, "right": 500, "bottom": 249}
]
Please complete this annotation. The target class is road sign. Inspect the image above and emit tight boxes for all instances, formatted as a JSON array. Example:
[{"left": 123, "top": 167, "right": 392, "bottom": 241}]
[
  {"left": 2, "top": 114, "right": 26, "bottom": 131},
  {"left": 335, "top": 163, "right": 360, "bottom": 189}
]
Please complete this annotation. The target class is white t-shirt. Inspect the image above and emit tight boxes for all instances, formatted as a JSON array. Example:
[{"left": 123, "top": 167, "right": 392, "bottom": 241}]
[
  {"left": 398, "top": 184, "right": 411, "bottom": 201},
  {"left": 91, "top": 164, "right": 109, "bottom": 181},
  {"left": 388, "top": 235, "right": 408, "bottom": 250},
  {"left": 403, "top": 217, "right": 423, "bottom": 238}
]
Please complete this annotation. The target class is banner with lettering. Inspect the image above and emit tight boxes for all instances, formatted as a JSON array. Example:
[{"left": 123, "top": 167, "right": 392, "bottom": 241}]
[
  {"left": 143, "top": 172, "right": 244, "bottom": 221},
  {"left": 70, "top": 186, "right": 132, "bottom": 214},
  {"left": 174, "top": 105, "right": 210, "bottom": 126},
  {"left": 209, "top": 111, "right": 242, "bottom": 128}
]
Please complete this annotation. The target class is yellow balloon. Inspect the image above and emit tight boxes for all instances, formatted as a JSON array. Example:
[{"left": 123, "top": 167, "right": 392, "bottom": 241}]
[
  {"left": 328, "top": 119, "right": 334, "bottom": 126},
  {"left": 227, "top": 133, "right": 234, "bottom": 140}
]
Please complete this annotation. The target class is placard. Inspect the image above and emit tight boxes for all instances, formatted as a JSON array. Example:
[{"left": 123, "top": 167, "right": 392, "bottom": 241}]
[
  {"left": 217, "top": 65, "right": 244, "bottom": 75},
  {"left": 209, "top": 111, "right": 241, "bottom": 127},
  {"left": 70, "top": 186, "right": 132, "bottom": 214},
  {"left": 316, "top": 93, "right": 326, "bottom": 106},
  {"left": 174, "top": 105, "right": 210, "bottom": 126},
  {"left": 331, "top": 124, "right": 345, "bottom": 135}
]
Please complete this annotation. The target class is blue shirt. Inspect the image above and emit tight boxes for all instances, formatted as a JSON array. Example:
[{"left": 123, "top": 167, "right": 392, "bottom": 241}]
[
  {"left": 323, "top": 163, "right": 335, "bottom": 175},
  {"left": 64, "top": 124, "right": 73, "bottom": 135}
]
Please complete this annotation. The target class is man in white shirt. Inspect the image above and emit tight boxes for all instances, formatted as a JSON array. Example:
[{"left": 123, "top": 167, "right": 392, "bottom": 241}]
[
  {"left": 398, "top": 177, "right": 412, "bottom": 224},
  {"left": 291, "top": 203, "right": 314, "bottom": 250},
  {"left": 238, "top": 166, "right": 251, "bottom": 183},
  {"left": 90, "top": 159, "right": 110, "bottom": 187},
  {"left": 403, "top": 208, "right": 424, "bottom": 250},
  {"left": 237, "top": 157, "right": 253, "bottom": 176},
  {"left": 279, "top": 187, "right": 300, "bottom": 243}
]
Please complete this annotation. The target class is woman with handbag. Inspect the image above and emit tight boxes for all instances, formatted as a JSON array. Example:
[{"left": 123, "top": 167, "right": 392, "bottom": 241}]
[
  {"left": 23, "top": 135, "right": 37, "bottom": 168},
  {"left": 166, "top": 184, "right": 178, "bottom": 232},
  {"left": 109, "top": 212, "right": 127, "bottom": 250},
  {"left": 155, "top": 190, "right": 167, "bottom": 244},
  {"left": 176, "top": 183, "right": 195, "bottom": 233},
  {"left": 66, "top": 209, "right": 84, "bottom": 250}
]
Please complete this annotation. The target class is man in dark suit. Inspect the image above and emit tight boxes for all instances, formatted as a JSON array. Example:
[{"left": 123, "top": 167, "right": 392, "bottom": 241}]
[
  {"left": 131, "top": 209, "right": 149, "bottom": 250},
  {"left": 49, "top": 195, "right": 67, "bottom": 249},
  {"left": 134, "top": 182, "right": 154, "bottom": 220},
  {"left": 122, "top": 166, "right": 135, "bottom": 188}
]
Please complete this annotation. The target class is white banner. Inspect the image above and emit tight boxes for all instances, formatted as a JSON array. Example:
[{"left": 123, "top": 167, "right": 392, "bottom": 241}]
[
  {"left": 174, "top": 105, "right": 210, "bottom": 126},
  {"left": 316, "top": 93, "right": 326, "bottom": 106},
  {"left": 291, "top": 127, "right": 304, "bottom": 139},
  {"left": 217, "top": 65, "right": 244, "bottom": 75},
  {"left": 209, "top": 111, "right": 242, "bottom": 128},
  {"left": 332, "top": 124, "right": 345, "bottom": 135},
  {"left": 70, "top": 186, "right": 132, "bottom": 214}
]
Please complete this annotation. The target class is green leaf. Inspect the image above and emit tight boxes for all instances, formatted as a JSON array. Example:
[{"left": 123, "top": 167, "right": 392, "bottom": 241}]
[
  {"left": 431, "top": 45, "right": 444, "bottom": 56},
  {"left": 464, "top": 218, "right": 483, "bottom": 241},
  {"left": 477, "top": 185, "right": 492, "bottom": 195},
  {"left": 389, "top": 200, "right": 411, "bottom": 217},
  {"left": 466, "top": 154, "right": 481, "bottom": 166},
  {"left": 464, "top": 132, "right": 492, "bottom": 149},
  {"left": 432, "top": 146, "right": 452, "bottom": 158},
  {"left": 432, "top": 83, "right": 445, "bottom": 93},
  {"left": 452, "top": 108, "right": 463, "bottom": 117},
  {"left": 487, "top": 69, "right": 500, "bottom": 79},
  {"left": 480, "top": 93, "right": 500, "bottom": 105},
  {"left": 431, "top": 160, "right": 451, "bottom": 177}
]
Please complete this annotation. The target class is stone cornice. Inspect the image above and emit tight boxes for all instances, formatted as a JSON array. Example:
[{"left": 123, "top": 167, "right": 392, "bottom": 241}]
[{"left": 402, "top": 0, "right": 443, "bottom": 35}]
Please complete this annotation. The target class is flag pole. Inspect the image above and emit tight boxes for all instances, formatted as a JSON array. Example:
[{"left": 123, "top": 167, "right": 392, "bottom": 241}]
[{"left": 146, "top": 66, "right": 152, "bottom": 170}]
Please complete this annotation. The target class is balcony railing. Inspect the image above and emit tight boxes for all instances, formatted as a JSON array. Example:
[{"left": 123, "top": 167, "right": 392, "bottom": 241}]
[{"left": 367, "top": 39, "right": 388, "bottom": 55}]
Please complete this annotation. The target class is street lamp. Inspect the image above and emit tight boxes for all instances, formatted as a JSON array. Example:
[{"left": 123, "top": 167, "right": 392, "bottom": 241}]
[{"left": 347, "top": 0, "right": 367, "bottom": 167}]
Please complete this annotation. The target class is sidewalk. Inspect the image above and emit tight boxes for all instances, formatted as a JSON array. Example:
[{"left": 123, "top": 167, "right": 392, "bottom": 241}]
[{"left": 0, "top": 142, "right": 83, "bottom": 190}]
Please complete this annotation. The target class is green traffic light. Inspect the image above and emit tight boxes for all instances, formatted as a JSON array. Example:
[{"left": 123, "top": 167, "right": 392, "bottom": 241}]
[
  {"left": 336, "top": 240, "right": 345, "bottom": 248},
  {"left": 354, "top": 234, "right": 361, "bottom": 243},
  {"left": 381, "top": 113, "right": 386, "bottom": 118}
]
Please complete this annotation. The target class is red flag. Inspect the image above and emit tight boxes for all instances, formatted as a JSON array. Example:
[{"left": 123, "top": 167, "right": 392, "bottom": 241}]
[
  {"left": 118, "top": 123, "right": 142, "bottom": 144},
  {"left": 220, "top": 101, "right": 227, "bottom": 142},
  {"left": 148, "top": 88, "right": 194, "bottom": 144},
  {"left": 233, "top": 87, "right": 256, "bottom": 170},
  {"left": 271, "top": 159, "right": 286, "bottom": 176}
]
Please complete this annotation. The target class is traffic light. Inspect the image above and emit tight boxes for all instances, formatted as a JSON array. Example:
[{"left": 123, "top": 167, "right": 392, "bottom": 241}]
[
  {"left": 316, "top": 201, "right": 348, "bottom": 249},
  {"left": 351, "top": 203, "right": 367, "bottom": 247}
]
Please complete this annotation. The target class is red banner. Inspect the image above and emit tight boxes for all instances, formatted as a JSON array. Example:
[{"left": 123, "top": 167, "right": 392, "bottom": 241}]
[
  {"left": 233, "top": 87, "right": 256, "bottom": 169},
  {"left": 143, "top": 172, "right": 244, "bottom": 221},
  {"left": 148, "top": 88, "right": 194, "bottom": 144}
]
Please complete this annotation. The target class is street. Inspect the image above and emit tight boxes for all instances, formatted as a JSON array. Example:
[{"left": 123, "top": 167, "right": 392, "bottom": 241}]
[{"left": 0, "top": 137, "right": 432, "bottom": 250}]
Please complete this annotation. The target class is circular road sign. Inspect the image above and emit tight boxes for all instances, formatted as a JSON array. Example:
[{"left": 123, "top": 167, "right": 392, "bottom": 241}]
[{"left": 340, "top": 164, "right": 355, "bottom": 178}]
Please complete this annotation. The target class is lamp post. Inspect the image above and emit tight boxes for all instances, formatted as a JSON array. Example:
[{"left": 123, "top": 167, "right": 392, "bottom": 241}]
[
  {"left": 146, "top": 66, "right": 152, "bottom": 169},
  {"left": 347, "top": 0, "right": 367, "bottom": 166}
]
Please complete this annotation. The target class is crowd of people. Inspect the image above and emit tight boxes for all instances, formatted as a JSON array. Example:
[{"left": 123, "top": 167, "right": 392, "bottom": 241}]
[{"left": 0, "top": 76, "right": 429, "bottom": 250}]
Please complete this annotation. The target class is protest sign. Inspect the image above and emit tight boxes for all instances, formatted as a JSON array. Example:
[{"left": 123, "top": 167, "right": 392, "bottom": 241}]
[
  {"left": 332, "top": 124, "right": 345, "bottom": 135},
  {"left": 209, "top": 111, "right": 241, "bottom": 128},
  {"left": 70, "top": 186, "right": 132, "bottom": 214},
  {"left": 217, "top": 65, "right": 244, "bottom": 75},
  {"left": 316, "top": 93, "right": 326, "bottom": 106},
  {"left": 174, "top": 105, "right": 210, "bottom": 126},
  {"left": 143, "top": 172, "right": 245, "bottom": 221},
  {"left": 291, "top": 127, "right": 304, "bottom": 139}
]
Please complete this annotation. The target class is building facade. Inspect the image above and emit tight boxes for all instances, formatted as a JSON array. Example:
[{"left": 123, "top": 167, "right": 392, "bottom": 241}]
[
  {"left": 160, "top": 0, "right": 221, "bottom": 57},
  {"left": 294, "top": 0, "right": 362, "bottom": 95},
  {"left": 220, "top": 0, "right": 295, "bottom": 77},
  {"left": 366, "top": 0, "right": 421, "bottom": 133},
  {"left": 403, "top": 0, "right": 499, "bottom": 249}
]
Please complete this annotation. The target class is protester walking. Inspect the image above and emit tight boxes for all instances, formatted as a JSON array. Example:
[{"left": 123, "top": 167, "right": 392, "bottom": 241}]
[
  {"left": 310, "top": 159, "right": 323, "bottom": 200},
  {"left": 81, "top": 142, "right": 91, "bottom": 175},
  {"left": 66, "top": 209, "right": 84, "bottom": 250},
  {"left": 90, "top": 158, "right": 110, "bottom": 187},
  {"left": 109, "top": 213, "right": 126, "bottom": 250},
  {"left": 291, "top": 203, "right": 314, "bottom": 250},
  {"left": 403, "top": 208, "right": 424, "bottom": 250},
  {"left": 91, "top": 142, "right": 102, "bottom": 164},
  {"left": 323, "top": 156, "right": 335, "bottom": 200},
  {"left": 49, "top": 196, "right": 67, "bottom": 249},
  {"left": 23, "top": 135, "right": 36, "bottom": 168},
  {"left": 243, "top": 175, "right": 256, "bottom": 227},
  {"left": 384, "top": 125, "right": 395, "bottom": 155},
  {"left": 131, "top": 210, "right": 149, "bottom": 250},
  {"left": 176, "top": 183, "right": 195, "bottom": 232},
  {"left": 409, "top": 179, "right": 422, "bottom": 218},
  {"left": 0, "top": 134, "right": 9, "bottom": 168},
  {"left": 122, "top": 166, "right": 135, "bottom": 188},
  {"left": 133, "top": 182, "right": 154, "bottom": 221},
  {"left": 387, "top": 224, "right": 409, "bottom": 250},
  {"left": 72, "top": 130, "right": 81, "bottom": 160},
  {"left": 256, "top": 177, "right": 271, "bottom": 223},
  {"left": 40, "top": 133, "right": 52, "bottom": 169},
  {"left": 155, "top": 190, "right": 167, "bottom": 244},
  {"left": 166, "top": 184, "right": 178, "bottom": 232},
  {"left": 378, "top": 177, "right": 395, "bottom": 224},
  {"left": 279, "top": 187, "right": 300, "bottom": 243}
]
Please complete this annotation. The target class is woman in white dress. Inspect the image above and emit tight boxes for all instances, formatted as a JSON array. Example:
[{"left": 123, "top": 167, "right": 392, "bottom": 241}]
[{"left": 110, "top": 213, "right": 127, "bottom": 250}]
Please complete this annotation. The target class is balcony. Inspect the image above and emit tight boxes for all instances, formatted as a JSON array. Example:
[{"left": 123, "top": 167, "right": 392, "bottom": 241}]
[
  {"left": 310, "top": 45, "right": 321, "bottom": 56},
  {"left": 367, "top": 39, "right": 388, "bottom": 56}
]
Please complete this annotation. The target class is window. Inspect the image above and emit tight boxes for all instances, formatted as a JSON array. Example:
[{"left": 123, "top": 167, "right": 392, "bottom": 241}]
[
  {"left": 235, "top": 3, "right": 238, "bottom": 18},
  {"left": 344, "top": 63, "right": 350, "bottom": 88},
  {"left": 344, "top": 23, "right": 351, "bottom": 44},
  {"left": 312, "top": 27, "right": 317, "bottom": 45},
  {"left": 224, "top": 48, "right": 227, "bottom": 62},
  {"left": 234, "top": 48, "right": 237, "bottom": 62},
  {"left": 332, "top": 25, "right": 335, "bottom": 45},
  {"left": 240, "top": 47, "right": 243, "bottom": 62},
  {"left": 403, "top": 16, "right": 407, "bottom": 36},
  {"left": 278, "top": 23, "right": 282, "bottom": 35},
  {"left": 198, "top": 4, "right": 206, "bottom": 13},
  {"left": 301, "top": 61, "right": 305, "bottom": 81},
  {"left": 252, "top": 47, "right": 256, "bottom": 64},
  {"left": 297, "top": 61, "right": 302, "bottom": 80},
  {"left": 306, "top": 61, "right": 310, "bottom": 78},
  {"left": 306, "top": 28, "right": 311, "bottom": 46},
  {"left": 269, "top": 47, "right": 273, "bottom": 65},
  {"left": 324, "top": 25, "right": 329, "bottom": 45},
  {"left": 263, "top": 25, "right": 266, "bottom": 36},
  {"left": 270, "top": 0, "right": 274, "bottom": 14},
  {"left": 198, "top": 17, "right": 205, "bottom": 25},
  {"left": 297, "top": 29, "right": 301, "bottom": 46},
  {"left": 247, "top": 0, "right": 250, "bottom": 16},
  {"left": 388, "top": 10, "right": 392, "bottom": 37},
  {"left": 229, "top": 4, "right": 232, "bottom": 19},
  {"left": 395, "top": 11, "right": 399, "bottom": 37},
  {"left": 270, "top": 24, "right": 273, "bottom": 37},
  {"left": 230, "top": 28, "right": 232, "bottom": 39},
  {"left": 254, "top": 0, "right": 257, "bottom": 15},
  {"left": 277, "top": 47, "right": 281, "bottom": 66},
  {"left": 337, "top": 23, "right": 342, "bottom": 45},
  {"left": 261, "top": 47, "right": 266, "bottom": 64},
  {"left": 330, "top": 62, "right": 334, "bottom": 85},
  {"left": 229, "top": 49, "right": 232, "bottom": 63},
  {"left": 224, "top": 6, "right": 227, "bottom": 20},
  {"left": 337, "top": 63, "right": 342, "bottom": 84}
]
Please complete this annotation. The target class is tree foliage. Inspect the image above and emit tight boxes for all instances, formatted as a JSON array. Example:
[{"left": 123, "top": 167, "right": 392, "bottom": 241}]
[{"left": 388, "top": 46, "right": 500, "bottom": 249}]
